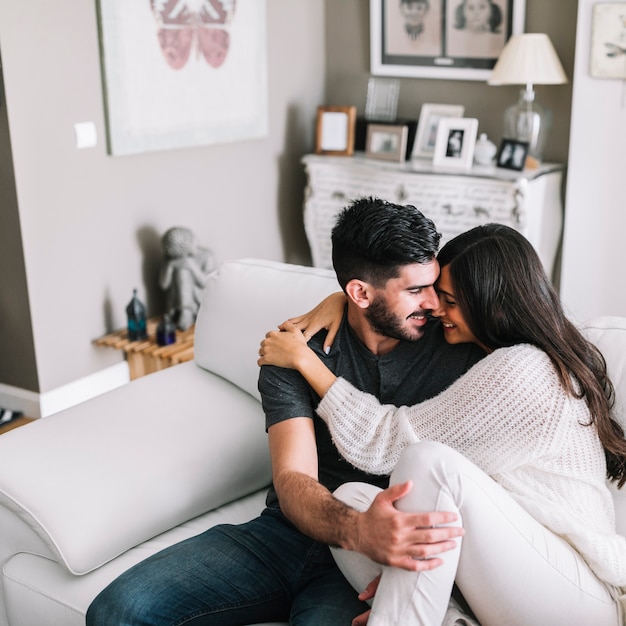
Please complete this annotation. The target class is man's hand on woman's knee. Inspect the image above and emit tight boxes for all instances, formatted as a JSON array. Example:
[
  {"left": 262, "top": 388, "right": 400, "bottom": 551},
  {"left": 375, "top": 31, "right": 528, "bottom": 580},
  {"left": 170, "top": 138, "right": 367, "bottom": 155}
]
[{"left": 353, "top": 480, "right": 464, "bottom": 571}]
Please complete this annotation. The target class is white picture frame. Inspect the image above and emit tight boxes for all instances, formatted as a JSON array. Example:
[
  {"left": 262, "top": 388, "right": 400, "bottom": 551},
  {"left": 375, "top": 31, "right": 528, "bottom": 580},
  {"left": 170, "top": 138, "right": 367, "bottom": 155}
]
[
  {"left": 369, "top": 0, "right": 526, "bottom": 81},
  {"left": 412, "top": 103, "right": 465, "bottom": 159},
  {"left": 433, "top": 117, "right": 479, "bottom": 171},
  {"left": 590, "top": 3, "right": 626, "bottom": 80},
  {"left": 97, "top": 0, "right": 268, "bottom": 156}
]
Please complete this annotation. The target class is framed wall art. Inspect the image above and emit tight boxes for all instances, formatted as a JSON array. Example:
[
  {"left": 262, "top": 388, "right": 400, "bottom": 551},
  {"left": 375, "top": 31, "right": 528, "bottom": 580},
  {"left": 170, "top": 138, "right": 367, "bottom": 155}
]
[
  {"left": 370, "top": 0, "right": 526, "bottom": 80},
  {"left": 366, "top": 123, "right": 409, "bottom": 162},
  {"left": 97, "top": 0, "right": 268, "bottom": 156},
  {"left": 590, "top": 3, "right": 626, "bottom": 80},
  {"left": 433, "top": 117, "right": 478, "bottom": 170},
  {"left": 412, "top": 103, "right": 465, "bottom": 159},
  {"left": 315, "top": 106, "right": 357, "bottom": 156}
]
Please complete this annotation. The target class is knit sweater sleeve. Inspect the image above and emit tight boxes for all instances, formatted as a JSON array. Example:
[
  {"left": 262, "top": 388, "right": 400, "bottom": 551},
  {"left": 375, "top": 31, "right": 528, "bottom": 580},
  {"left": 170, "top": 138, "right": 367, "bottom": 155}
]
[{"left": 316, "top": 345, "right": 566, "bottom": 475}]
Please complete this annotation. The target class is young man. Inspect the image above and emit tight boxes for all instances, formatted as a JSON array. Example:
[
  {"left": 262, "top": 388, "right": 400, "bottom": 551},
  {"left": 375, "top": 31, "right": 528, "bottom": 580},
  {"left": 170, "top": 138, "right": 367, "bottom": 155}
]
[{"left": 86, "top": 197, "right": 484, "bottom": 625}]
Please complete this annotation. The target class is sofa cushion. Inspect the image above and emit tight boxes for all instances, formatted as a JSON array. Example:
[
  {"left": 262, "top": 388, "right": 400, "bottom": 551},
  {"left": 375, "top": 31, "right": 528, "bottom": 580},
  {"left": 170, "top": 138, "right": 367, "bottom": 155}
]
[
  {"left": 584, "top": 316, "right": 626, "bottom": 536},
  {"left": 2, "top": 490, "right": 273, "bottom": 626},
  {"left": 0, "top": 364, "right": 271, "bottom": 575},
  {"left": 194, "top": 259, "right": 340, "bottom": 401}
]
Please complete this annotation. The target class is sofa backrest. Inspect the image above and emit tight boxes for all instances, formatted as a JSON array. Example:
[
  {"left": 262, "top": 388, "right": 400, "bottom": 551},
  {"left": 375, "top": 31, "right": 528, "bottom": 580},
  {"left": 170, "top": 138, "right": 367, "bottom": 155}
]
[
  {"left": 194, "top": 259, "right": 340, "bottom": 402},
  {"left": 194, "top": 267, "right": 626, "bottom": 537},
  {"left": 583, "top": 316, "right": 626, "bottom": 536}
]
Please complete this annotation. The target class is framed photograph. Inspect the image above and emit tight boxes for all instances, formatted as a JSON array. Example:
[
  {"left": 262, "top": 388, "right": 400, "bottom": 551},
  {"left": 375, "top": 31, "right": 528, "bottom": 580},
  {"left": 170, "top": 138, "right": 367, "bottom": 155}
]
[
  {"left": 433, "top": 117, "right": 478, "bottom": 170},
  {"left": 366, "top": 124, "right": 409, "bottom": 162},
  {"left": 97, "top": 0, "right": 268, "bottom": 156},
  {"left": 315, "top": 106, "right": 357, "bottom": 156},
  {"left": 496, "top": 138, "right": 529, "bottom": 170},
  {"left": 590, "top": 3, "right": 626, "bottom": 80},
  {"left": 412, "top": 103, "right": 465, "bottom": 159},
  {"left": 370, "top": 0, "right": 526, "bottom": 81}
]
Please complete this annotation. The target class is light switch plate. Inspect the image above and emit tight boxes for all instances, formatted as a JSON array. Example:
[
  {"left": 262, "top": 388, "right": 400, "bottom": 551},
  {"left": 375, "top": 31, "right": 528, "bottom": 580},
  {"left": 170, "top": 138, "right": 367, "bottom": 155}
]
[{"left": 74, "top": 122, "right": 97, "bottom": 149}]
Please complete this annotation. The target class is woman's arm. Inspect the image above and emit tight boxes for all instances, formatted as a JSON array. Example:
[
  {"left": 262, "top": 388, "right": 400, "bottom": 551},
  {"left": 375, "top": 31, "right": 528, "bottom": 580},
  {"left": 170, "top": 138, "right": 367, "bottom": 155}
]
[
  {"left": 258, "top": 321, "right": 337, "bottom": 397},
  {"left": 287, "top": 292, "right": 347, "bottom": 354},
  {"left": 316, "top": 346, "right": 557, "bottom": 475}
]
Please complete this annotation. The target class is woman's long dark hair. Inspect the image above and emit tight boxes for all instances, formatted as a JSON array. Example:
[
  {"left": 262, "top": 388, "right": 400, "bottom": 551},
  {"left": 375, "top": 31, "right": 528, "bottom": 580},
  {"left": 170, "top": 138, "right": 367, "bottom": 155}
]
[{"left": 437, "top": 224, "right": 626, "bottom": 487}]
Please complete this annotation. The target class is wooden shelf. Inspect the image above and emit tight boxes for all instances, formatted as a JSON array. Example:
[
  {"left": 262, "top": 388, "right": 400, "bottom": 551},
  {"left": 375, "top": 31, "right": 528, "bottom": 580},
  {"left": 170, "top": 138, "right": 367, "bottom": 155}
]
[{"left": 94, "top": 317, "right": 195, "bottom": 380}]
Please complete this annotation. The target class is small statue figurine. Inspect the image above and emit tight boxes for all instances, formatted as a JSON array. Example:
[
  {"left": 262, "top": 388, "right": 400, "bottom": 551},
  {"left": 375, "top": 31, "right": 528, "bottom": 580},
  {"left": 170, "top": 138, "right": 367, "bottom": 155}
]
[{"left": 159, "top": 227, "right": 215, "bottom": 331}]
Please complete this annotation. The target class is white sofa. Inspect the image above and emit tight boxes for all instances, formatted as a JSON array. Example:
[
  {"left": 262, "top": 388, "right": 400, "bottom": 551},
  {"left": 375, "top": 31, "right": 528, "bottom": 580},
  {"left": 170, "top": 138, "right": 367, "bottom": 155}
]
[{"left": 0, "top": 258, "right": 625, "bottom": 626}]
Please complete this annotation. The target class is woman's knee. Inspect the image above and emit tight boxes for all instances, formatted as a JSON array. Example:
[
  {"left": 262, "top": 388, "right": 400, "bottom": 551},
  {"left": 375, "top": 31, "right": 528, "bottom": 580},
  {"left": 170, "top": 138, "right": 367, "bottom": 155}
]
[
  {"left": 390, "top": 441, "right": 468, "bottom": 513},
  {"left": 392, "top": 441, "right": 462, "bottom": 480}
]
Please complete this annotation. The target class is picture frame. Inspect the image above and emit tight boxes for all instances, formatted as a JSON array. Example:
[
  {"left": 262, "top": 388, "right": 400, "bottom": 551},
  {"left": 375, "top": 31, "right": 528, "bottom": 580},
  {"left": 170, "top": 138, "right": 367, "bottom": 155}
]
[
  {"left": 496, "top": 138, "right": 529, "bottom": 171},
  {"left": 315, "top": 105, "right": 357, "bottom": 156},
  {"left": 412, "top": 103, "right": 465, "bottom": 159},
  {"left": 589, "top": 3, "right": 626, "bottom": 80},
  {"left": 433, "top": 117, "right": 478, "bottom": 171},
  {"left": 96, "top": 0, "right": 268, "bottom": 156},
  {"left": 365, "top": 123, "right": 409, "bottom": 162},
  {"left": 369, "top": 0, "right": 526, "bottom": 81}
]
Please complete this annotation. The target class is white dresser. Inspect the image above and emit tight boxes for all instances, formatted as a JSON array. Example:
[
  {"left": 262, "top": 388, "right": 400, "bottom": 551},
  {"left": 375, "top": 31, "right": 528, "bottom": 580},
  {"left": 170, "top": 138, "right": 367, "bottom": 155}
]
[{"left": 302, "top": 153, "right": 565, "bottom": 279}]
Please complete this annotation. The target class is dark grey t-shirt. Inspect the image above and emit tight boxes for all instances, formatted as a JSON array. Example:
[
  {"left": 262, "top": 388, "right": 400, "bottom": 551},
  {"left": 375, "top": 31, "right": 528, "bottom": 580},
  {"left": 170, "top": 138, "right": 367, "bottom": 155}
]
[{"left": 258, "top": 312, "right": 485, "bottom": 509}]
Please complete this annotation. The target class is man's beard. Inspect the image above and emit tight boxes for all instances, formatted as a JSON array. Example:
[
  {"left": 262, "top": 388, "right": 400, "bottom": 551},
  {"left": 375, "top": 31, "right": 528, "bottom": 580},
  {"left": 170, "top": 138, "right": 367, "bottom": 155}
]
[{"left": 365, "top": 295, "right": 427, "bottom": 342}]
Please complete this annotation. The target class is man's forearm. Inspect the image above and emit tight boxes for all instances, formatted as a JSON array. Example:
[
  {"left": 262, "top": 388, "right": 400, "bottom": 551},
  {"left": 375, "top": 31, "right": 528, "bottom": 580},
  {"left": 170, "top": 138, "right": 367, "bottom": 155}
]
[{"left": 275, "top": 470, "right": 359, "bottom": 550}]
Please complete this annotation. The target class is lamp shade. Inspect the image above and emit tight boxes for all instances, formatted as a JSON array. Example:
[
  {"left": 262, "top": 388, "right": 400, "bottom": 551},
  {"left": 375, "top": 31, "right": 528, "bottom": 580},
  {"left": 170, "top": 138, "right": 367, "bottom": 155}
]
[{"left": 488, "top": 33, "right": 568, "bottom": 86}]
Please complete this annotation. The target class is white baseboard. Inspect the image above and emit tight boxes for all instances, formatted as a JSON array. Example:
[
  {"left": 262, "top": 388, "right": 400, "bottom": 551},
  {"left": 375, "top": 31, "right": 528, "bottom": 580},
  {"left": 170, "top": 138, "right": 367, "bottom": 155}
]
[{"left": 0, "top": 362, "right": 131, "bottom": 418}]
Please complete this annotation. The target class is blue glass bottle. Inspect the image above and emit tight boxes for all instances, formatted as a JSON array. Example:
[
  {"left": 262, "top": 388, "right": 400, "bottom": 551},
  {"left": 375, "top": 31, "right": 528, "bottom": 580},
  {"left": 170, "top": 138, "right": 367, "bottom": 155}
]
[
  {"left": 126, "top": 289, "right": 147, "bottom": 341},
  {"left": 156, "top": 314, "right": 176, "bottom": 346}
]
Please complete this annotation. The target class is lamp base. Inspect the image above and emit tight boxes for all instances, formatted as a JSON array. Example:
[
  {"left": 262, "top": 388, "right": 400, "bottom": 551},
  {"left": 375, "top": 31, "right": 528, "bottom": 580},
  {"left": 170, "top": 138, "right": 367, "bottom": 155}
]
[{"left": 503, "top": 88, "right": 552, "bottom": 164}]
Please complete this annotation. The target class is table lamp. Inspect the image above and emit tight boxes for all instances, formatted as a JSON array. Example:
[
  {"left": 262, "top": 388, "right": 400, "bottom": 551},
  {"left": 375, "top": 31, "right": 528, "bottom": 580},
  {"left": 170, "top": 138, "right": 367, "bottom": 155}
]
[{"left": 488, "top": 33, "right": 567, "bottom": 165}]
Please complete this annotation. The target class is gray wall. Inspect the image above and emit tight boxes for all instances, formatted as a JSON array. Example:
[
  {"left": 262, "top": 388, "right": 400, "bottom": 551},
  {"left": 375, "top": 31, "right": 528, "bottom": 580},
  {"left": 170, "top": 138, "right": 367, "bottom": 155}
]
[
  {"left": 324, "top": 0, "right": 576, "bottom": 165},
  {"left": 0, "top": 0, "right": 586, "bottom": 410},
  {"left": 0, "top": 1, "right": 325, "bottom": 401}
]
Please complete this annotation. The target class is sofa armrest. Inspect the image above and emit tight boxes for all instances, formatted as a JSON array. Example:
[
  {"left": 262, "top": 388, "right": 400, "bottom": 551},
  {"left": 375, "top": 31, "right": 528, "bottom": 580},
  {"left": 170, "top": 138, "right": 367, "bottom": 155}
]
[{"left": 0, "top": 362, "right": 270, "bottom": 575}]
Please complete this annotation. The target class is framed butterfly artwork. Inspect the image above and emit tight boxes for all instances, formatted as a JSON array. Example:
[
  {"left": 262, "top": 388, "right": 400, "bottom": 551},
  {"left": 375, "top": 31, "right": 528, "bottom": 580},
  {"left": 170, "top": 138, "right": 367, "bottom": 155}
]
[{"left": 97, "top": 0, "right": 268, "bottom": 155}]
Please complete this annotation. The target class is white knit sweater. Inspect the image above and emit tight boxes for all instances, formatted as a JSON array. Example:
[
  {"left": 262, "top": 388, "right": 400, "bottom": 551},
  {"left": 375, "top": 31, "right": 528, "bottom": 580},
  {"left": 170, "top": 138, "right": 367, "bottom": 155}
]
[{"left": 317, "top": 343, "right": 626, "bottom": 588}]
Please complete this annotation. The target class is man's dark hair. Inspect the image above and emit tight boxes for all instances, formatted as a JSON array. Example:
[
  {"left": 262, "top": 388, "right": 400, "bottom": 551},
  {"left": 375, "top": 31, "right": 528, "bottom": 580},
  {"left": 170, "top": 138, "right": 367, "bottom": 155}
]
[{"left": 331, "top": 196, "right": 441, "bottom": 290}]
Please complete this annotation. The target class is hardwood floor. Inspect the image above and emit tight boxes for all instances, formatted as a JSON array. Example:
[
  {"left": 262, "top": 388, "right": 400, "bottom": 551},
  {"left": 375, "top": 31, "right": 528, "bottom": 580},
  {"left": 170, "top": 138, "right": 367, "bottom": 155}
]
[{"left": 0, "top": 415, "right": 35, "bottom": 435}]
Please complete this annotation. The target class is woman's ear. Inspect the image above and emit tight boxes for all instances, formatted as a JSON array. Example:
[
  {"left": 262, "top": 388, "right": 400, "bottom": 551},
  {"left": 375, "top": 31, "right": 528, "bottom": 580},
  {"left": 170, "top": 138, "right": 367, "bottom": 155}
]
[{"left": 345, "top": 279, "right": 373, "bottom": 309}]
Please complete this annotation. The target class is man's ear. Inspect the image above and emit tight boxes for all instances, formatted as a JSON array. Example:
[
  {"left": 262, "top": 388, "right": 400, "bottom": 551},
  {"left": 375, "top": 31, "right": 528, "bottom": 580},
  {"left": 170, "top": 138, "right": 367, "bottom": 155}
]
[{"left": 345, "top": 279, "right": 373, "bottom": 309}]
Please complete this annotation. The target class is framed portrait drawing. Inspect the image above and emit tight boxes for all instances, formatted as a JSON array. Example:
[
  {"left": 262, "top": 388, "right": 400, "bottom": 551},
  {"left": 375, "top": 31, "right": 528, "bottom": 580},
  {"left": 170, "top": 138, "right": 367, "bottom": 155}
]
[
  {"left": 365, "top": 124, "right": 409, "bottom": 162},
  {"left": 433, "top": 117, "right": 478, "bottom": 170},
  {"left": 315, "top": 106, "right": 357, "bottom": 156},
  {"left": 496, "top": 138, "right": 528, "bottom": 171},
  {"left": 370, "top": 0, "right": 526, "bottom": 80},
  {"left": 412, "top": 103, "right": 465, "bottom": 159}
]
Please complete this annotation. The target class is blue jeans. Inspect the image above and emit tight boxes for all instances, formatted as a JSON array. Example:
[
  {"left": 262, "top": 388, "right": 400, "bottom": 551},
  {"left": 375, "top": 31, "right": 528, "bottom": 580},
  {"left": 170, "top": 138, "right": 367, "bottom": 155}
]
[{"left": 86, "top": 507, "right": 368, "bottom": 625}]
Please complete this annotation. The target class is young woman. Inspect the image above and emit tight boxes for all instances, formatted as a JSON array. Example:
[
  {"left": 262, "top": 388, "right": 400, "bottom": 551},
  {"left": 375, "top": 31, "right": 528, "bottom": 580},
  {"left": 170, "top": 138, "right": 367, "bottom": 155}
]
[{"left": 258, "top": 224, "right": 626, "bottom": 625}]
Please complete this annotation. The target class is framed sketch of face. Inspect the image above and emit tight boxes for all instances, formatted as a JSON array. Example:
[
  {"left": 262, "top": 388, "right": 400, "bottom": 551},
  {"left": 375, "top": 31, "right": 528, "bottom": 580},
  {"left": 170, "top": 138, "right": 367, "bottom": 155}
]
[
  {"left": 432, "top": 117, "right": 479, "bottom": 171},
  {"left": 369, "top": 0, "right": 526, "bottom": 81}
]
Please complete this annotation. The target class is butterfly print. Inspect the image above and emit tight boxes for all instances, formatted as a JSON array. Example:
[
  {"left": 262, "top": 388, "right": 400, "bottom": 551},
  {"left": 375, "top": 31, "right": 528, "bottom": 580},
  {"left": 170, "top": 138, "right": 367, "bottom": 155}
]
[{"left": 150, "top": 0, "right": 236, "bottom": 70}]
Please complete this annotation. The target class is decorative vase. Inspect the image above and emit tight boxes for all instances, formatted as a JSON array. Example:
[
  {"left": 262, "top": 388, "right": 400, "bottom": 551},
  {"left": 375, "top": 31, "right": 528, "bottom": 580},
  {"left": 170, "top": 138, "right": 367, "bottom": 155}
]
[
  {"left": 156, "top": 314, "right": 176, "bottom": 346},
  {"left": 473, "top": 133, "right": 497, "bottom": 166},
  {"left": 126, "top": 289, "right": 147, "bottom": 341}
]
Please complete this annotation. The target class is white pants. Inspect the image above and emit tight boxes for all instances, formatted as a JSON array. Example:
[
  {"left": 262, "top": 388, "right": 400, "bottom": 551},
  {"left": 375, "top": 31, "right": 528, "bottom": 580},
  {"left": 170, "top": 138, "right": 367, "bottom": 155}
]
[{"left": 332, "top": 441, "right": 621, "bottom": 626}]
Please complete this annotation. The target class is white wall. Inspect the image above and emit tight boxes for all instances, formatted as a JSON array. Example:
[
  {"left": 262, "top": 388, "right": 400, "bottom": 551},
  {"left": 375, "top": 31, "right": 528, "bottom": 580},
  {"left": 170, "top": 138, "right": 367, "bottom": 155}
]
[
  {"left": 0, "top": 1, "right": 326, "bottom": 411},
  {"left": 560, "top": 0, "right": 626, "bottom": 322}
]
